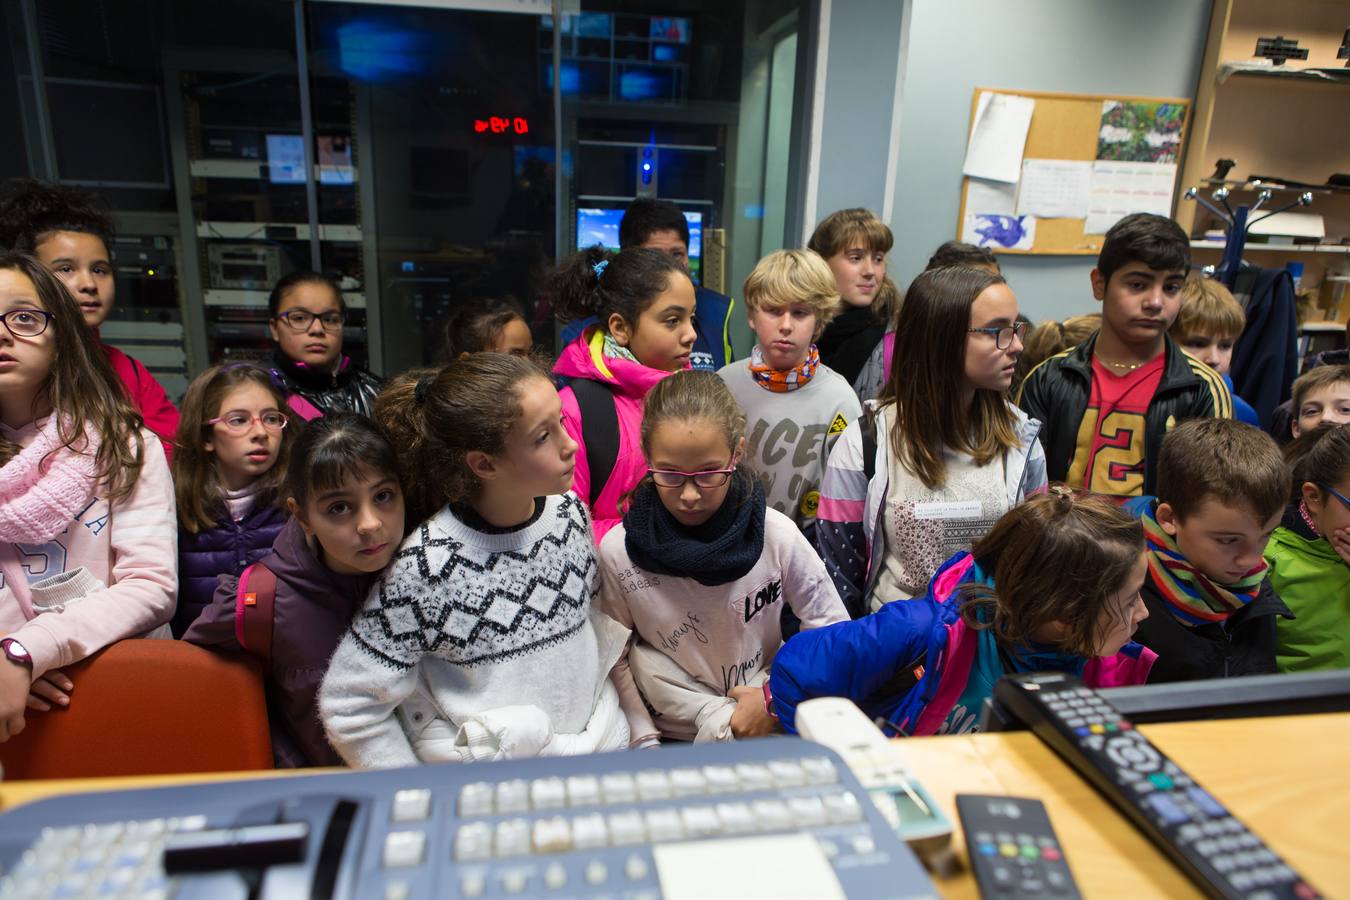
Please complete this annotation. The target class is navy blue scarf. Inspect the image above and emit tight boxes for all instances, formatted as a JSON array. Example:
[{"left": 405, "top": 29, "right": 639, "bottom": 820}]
[{"left": 624, "top": 474, "right": 766, "bottom": 587}]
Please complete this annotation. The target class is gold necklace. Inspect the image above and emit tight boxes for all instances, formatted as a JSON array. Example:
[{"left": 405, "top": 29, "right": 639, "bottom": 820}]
[{"left": 1096, "top": 354, "right": 1145, "bottom": 371}]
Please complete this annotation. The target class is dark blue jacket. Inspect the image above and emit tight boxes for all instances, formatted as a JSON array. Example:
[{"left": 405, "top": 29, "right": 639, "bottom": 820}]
[
  {"left": 173, "top": 502, "right": 289, "bottom": 637},
  {"left": 1230, "top": 266, "right": 1298, "bottom": 428}
]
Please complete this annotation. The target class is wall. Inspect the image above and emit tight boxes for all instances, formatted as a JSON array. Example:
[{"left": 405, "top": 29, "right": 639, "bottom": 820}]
[{"left": 882, "top": 0, "right": 1213, "bottom": 321}]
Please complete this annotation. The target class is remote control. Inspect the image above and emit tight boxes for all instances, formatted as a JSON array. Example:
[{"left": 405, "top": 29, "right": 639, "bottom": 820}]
[
  {"left": 795, "top": 697, "right": 952, "bottom": 856},
  {"left": 955, "top": 794, "right": 1080, "bottom": 899},
  {"left": 992, "top": 672, "right": 1321, "bottom": 900}
]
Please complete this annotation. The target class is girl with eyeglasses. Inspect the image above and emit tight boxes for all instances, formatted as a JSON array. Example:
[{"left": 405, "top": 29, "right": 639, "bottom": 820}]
[
  {"left": 816, "top": 266, "right": 1047, "bottom": 617},
  {"left": 169, "top": 364, "right": 295, "bottom": 636},
  {"left": 0, "top": 178, "right": 180, "bottom": 458},
  {"left": 0, "top": 253, "right": 176, "bottom": 743},
  {"left": 267, "top": 271, "right": 383, "bottom": 420},
  {"left": 599, "top": 371, "right": 847, "bottom": 747},
  {"left": 1268, "top": 423, "right": 1350, "bottom": 672}
]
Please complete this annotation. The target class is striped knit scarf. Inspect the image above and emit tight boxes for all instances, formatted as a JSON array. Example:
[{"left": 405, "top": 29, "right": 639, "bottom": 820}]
[
  {"left": 1141, "top": 505, "right": 1266, "bottom": 627},
  {"left": 748, "top": 343, "right": 819, "bottom": 393}
]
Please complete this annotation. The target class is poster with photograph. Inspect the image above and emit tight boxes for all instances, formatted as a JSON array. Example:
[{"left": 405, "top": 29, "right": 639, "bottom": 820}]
[{"left": 1096, "top": 100, "right": 1185, "bottom": 164}]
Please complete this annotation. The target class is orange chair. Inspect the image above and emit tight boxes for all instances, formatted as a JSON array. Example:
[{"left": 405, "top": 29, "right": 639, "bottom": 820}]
[{"left": 0, "top": 639, "right": 273, "bottom": 780}]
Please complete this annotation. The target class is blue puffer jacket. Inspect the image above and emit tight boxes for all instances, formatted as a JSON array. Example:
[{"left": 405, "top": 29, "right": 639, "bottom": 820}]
[{"left": 172, "top": 502, "right": 289, "bottom": 636}]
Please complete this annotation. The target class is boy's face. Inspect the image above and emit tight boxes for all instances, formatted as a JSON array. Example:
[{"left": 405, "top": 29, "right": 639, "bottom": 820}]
[
  {"left": 1175, "top": 331, "right": 1236, "bottom": 376},
  {"left": 639, "top": 229, "right": 689, "bottom": 272},
  {"left": 749, "top": 302, "right": 818, "bottom": 370},
  {"left": 1156, "top": 497, "right": 1280, "bottom": 586},
  {"left": 1090, "top": 262, "right": 1185, "bottom": 353},
  {"left": 1293, "top": 383, "right": 1350, "bottom": 437}
]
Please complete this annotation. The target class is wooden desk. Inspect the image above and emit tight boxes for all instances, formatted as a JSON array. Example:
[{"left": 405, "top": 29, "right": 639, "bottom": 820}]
[
  {"left": 0, "top": 716, "right": 1346, "bottom": 898},
  {"left": 899, "top": 713, "right": 1350, "bottom": 899}
]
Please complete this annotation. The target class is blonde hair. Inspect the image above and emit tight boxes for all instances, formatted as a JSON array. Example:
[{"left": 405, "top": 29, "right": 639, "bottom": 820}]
[
  {"left": 1291, "top": 364, "right": 1350, "bottom": 416},
  {"left": 742, "top": 250, "right": 842, "bottom": 338},
  {"left": 807, "top": 208, "right": 901, "bottom": 325},
  {"left": 1172, "top": 278, "right": 1245, "bottom": 341}
]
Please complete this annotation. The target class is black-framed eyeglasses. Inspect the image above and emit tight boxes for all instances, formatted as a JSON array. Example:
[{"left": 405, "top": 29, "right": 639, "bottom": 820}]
[
  {"left": 1319, "top": 482, "right": 1350, "bottom": 511},
  {"left": 649, "top": 465, "right": 737, "bottom": 490},
  {"left": 275, "top": 309, "right": 346, "bottom": 332},
  {"left": 0, "top": 309, "right": 54, "bottom": 339},
  {"left": 208, "top": 410, "right": 290, "bottom": 434},
  {"left": 968, "top": 321, "right": 1030, "bottom": 350}
]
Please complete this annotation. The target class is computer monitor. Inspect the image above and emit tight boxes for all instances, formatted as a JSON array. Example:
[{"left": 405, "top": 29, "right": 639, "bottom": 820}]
[
  {"left": 574, "top": 207, "right": 703, "bottom": 282},
  {"left": 980, "top": 670, "right": 1350, "bottom": 732}
]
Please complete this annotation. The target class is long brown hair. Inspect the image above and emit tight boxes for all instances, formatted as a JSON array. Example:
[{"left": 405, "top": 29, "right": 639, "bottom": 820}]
[
  {"left": 374, "top": 354, "right": 553, "bottom": 526},
  {"left": 962, "top": 489, "right": 1144, "bottom": 657},
  {"left": 0, "top": 253, "right": 144, "bottom": 500},
  {"left": 806, "top": 207, "right": 901, "bottom": 325},
  {"left": 173, "top": 363, "right": 296, "bottom": 533},
  {"left": 881, "top": 266, "right": 1022, "bottom": 489}
]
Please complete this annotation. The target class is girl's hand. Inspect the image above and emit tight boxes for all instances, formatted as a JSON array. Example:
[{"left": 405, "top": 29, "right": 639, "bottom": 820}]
[
  {"left": 1331, "top": 527, "right": 1350, "bottom": 567},
  {"left": 728, "top": 685, "right": 777, "bottom": 738},
  {"left": 0, "top": 662, "right": 31, "bottom": 741},
  {"left": 27, "top": 668, "right": 73, "bottom": 712}
]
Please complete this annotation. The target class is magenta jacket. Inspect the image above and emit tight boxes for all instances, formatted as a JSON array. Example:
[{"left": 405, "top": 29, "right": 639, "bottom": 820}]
[{"left": 554, "top": 327, "right": 681, "bottom": 544}]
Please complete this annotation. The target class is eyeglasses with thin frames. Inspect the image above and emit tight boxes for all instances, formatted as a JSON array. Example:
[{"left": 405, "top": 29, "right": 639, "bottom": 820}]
[
  {"left": 275, "top": 309, "right": 346, "bottom": 333},
  {"left": 968, "top": 321, "right": 1030, "bottom": 350},
  {"left": 208, "top": 410, "right": 289, "bottom": 435},
  {"left": 1319, "top": 482, "right": 1350, "bottom": 511},
  {"left": 0, "top": 309, "right": 54, "bottom": 339},
  {"left": 649, "top": 465, "right": 737, "bottom": 490}
]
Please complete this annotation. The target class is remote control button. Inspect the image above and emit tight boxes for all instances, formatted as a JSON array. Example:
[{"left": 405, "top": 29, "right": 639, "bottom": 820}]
[
  {"left": 977, "top": 842, "right": 997, "bottom": 856},
  {"left": 391, "top": 789, "right": 432, "bottom": 823},
  {"left": 991, "top": 865, "right": 1015, "bottom": 890},
  {"left": 544, "top": 863, "right": 567, "bottom": 890},
  {"left": 1042, "top": 847, "right": 1062, "bottom": 862},
  {"left": 1294, "top": 882, "right": 1318, "bottom": 899},
  {"left": 1020, "top": 844, "right": 1039, "bottom": 859},
  {"left": 999, "top": 842, "right": 1018, "bottom": 858},
  {"left": 1020, "top": 877, "right": 1045, "bottom": 893},
  {"left": 1179, "top": 824, "right": 1202, "bottom": 842},
  {"left": 1185, "top": 787, "right": 1226, "bottom": 818},
  {"left": 1046, "top": 869, "right": 1071, "bottom": 893}
]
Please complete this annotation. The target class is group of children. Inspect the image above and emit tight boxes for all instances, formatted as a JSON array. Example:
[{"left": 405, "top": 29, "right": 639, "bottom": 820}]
[{"left": 0, "top": 173, "right": 1345, "bottom": 766}]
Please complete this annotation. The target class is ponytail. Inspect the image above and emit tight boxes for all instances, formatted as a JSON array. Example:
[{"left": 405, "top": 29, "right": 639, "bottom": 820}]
[{"left": 550, "top": 246, "right": 688, "bottom": 332}]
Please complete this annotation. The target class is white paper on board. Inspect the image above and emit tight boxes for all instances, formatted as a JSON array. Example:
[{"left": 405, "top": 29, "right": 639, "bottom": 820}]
[
  {"left": 961, "top": 213, "right": 1036, "bottom": 251},
  {"left": 962, "top": 92, "right": 1035, "bottom": 184},
  {"left": 966, "top": 178, "right": 1018, "bottom": 217},
  {"left": 1085, "top": 161, "right": 1177, "bottom": 234},
  {"left": 1016, "top": 159, "right": 1093, "bottom": 219}
]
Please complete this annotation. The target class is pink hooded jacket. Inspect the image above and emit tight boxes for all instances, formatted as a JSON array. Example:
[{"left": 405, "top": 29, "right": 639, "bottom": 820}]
[{"left": 554, "top": 327, "right": 679, "bottom": 545}]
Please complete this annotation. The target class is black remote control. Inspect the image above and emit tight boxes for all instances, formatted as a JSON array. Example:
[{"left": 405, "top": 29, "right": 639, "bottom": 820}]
[
  {"left": 992, "top": 672, "right": 1321, "bottom": 900},
  {"left": 956, "top": 794, "right": 1081, "bottom": 899}
]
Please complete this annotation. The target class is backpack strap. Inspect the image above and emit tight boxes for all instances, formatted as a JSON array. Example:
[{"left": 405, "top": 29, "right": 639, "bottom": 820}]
[
  {"left": 234, "top": 562, "right": 278, "bottom": 666},
  {"left": 860, "top": 406, "right": 879, "bottom": 482},
  {"left": 570, "top": 378, "right": 620, "bottom": 509}
]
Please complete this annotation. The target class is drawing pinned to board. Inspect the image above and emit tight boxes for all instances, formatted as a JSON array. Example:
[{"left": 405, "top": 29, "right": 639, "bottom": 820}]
[
  {"left": 961, "top": 213, "right": 1036, "bottom": 251},
  {"left": 1096, "top": 100, "right": 1185, "bottom": 163}
]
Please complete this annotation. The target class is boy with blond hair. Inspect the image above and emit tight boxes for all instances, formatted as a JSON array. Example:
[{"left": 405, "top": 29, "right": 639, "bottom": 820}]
[
  {"left": 1124, "top": 419, "right": 1291, "bottom": 681},
  {"left": 719, "top": 250, "right": 861, "bottom": 541},
  {"left": 1288, "top": 365, "right": 1350, "bottom": 438},
  {"left": 1171, "top": 277, "right": 1258, "bottom": 425}
]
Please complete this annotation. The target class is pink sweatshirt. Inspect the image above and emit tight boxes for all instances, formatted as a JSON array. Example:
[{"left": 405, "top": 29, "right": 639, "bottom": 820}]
[
  {"left": 0, "top": 424, "right": 177, "bottom": 677},
  {"left": 101, "top": 341, "right": 180, "bottom": 462},
  {"left": 554, "top": 327, "right": 679, "bottom": 544}
]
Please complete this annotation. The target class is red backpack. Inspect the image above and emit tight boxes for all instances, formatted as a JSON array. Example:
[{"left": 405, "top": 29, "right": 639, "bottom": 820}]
[{"left": 233, "top": 563, "right": 278, "bottom": 666}]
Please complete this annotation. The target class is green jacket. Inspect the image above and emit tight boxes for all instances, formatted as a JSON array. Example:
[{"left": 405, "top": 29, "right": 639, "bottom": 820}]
[{"left": 1266, "top": 525, "right": 1350, "bottom": 672}]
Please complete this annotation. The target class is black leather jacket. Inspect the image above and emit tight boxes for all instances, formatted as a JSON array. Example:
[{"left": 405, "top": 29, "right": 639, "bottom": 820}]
[
  {"left": 1016, "top": 333, "right": 1233, "bottom": 495},
  {"left": 270, "top": 351, "right": 384, "bottom": 420}
]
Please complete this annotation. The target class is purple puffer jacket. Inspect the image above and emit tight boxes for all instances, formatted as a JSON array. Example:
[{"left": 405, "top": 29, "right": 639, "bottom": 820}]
[
  {"left": 173, "top": 502, "right": 288, "bottom": 637},
  {"left": 181, "top": 518, "right": 380, "bottom": 768}
]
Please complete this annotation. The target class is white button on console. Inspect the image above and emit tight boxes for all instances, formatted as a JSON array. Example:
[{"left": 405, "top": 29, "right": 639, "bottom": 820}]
[
  {"left": 566, "top": 775, "right": 601, "bottom": 807},
  {"left": 787, "top": 796, "right": 827, "bottom": 827},
  {"left": 544, "top": 863, "right": 568, "bottom": 890},
  {"left": 585, "top": 860, "right": 609, "bottom": 885},
  {"left": 382, "top": 831, "right": 426, "bottom": 869},
  {"left": 823, "top": 791, "right": 865, "bottom": 824},
  {"left": 571, "top": 813, "right": 609, "bottom": 850},
  {"left": 458, "top": 782, "right": 495, "bottom": 817},
  {"left": 703, "top": 765, "right": 739, "bottom": 794},
  {"left": 501, "top": 870, "right": 528, "bottom": 895},
  {"left": 715, "top": 802, "right": 755, "bottom": 834},
  {"left": 752, "top": 799, "right": 791, "bottom": 831},
  {"left": 670, "top": 768, "right": 708, "bottom": 797},
  {"left": 734, "top": 763, "right": 773, "bottom": 791},
  {"left": 644, "top": 809, "right": 685, "bottom": 842},
  {"left": 801, "top": 757, "right": 839, "bottom": 785},
  {"left": 391, "top": 789, "right": 432, "bottom": 823},
  {"left": 460, "top": 873, "right": 487, "bottom": 898},
  {"left": 607, "top": 811, "right": 647, "bottom": 846},
  {"left": 531, "top": 817, "right": 572, "bottom": 854},
  {"left": 680, "top": 806, "right": 721, "bottom": 839},
  {"left": 768, "top": 760, "right": 807, "bottom": 787},
  {"left": 495, "top": 780, "right": 530, "bottom": 814},
  {"left": 636, "top": 770, "right": 673, "bottom": 801},
  {"left": 601, "top": 772, "right": 638, "bottom": 804},
  {"left": 531, "top": 777, "right": 567, "bottom": 810},
  {"left": 384, "top": 881, "right": 411, "bottom": 900},
  {"left": 494, "top": 819, "right": 532, "bottom": 857},
  {"left": 625, "top": 854, "right": 650, "bottom": 881},
  {"left": 453, "top": 823, "right": 493, "bottom": 861}
]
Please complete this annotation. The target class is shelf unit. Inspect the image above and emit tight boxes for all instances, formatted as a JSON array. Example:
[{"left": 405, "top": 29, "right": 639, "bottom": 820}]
[{"left": 1177, "top": 0, "right": 1350, "bottom": 328}]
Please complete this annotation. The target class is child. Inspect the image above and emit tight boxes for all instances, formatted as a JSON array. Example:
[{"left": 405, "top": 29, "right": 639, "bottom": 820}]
[
  {"left": 1012, "top": 314, "right": 1101, "bottom": 395},
  {"left": 620, "top": 197, "right": 737, "bottom": 371},
  {"left": 1123, "top": 419, "right": 1290, "bottom": 682},
  {"left": 267, "top": 271, "right": 383, "bottom": 420},
  {"left": 817, "top": 266, "right": 1047, "bottom": 617},
  {"left": 770, "top": 490, "right": 1155, "bottom": 736},
  {"left": 170, "top": 364, "right": 293, "bottom": 637},
  {"left": 552, "top": 246, "right": 697, "bottom": 542},
  {"left": 1289, "top": 365, "right": 1350, "bottom": 438},
  {"left": 1171, "top": 278, "right": 1259, "bottom": 425},
  {"left": 442, "top": 295, "right": 532, "bottom": 359},
  {"left": 0, "top": 178, "right": 179, "bottom": 457},
  {"left": 1267, "top": 424, "right": 1350, "bottom": 672},
  {"left": 182, "top": 414, "right": 405, "bottom": 767},
  {"left": 600, "top": 372, "right": 849, "bottom": 745},
  {"left": 718, "top": 250, "right": 861, "bottom": 541},
  {"left": 854, "top": 240, "right": 1001, "bottom": 403},
  {"left": 807, "top": 208, "right": 901, "bottom": 387},
  {"left": 1018, "top": 213, "right": 1233, "bottom": 496},
  {"left": 0, "top": 253, "right": 175, "bottom": 742},
  {"left": 320, "top": 354, "right": 630, "bottom": 766}
]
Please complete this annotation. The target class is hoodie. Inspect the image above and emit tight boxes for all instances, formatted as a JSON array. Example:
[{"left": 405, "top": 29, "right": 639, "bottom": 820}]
[
  {"left": 181, "top": 517, "right": 380, "bottom": 767},
  {"left": 554, "top": 326, "right": 680, "bottom": 543}
]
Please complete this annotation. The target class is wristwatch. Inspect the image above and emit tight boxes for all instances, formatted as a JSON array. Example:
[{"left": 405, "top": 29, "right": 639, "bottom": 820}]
[{"left": 1, "top": 638, "right": 31, "bottom": 668}]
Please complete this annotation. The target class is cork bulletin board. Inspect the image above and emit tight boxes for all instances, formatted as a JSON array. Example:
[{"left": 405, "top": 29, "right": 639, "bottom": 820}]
[{"left": 956, "top": 88, "right": 1192, "bottom": 256}]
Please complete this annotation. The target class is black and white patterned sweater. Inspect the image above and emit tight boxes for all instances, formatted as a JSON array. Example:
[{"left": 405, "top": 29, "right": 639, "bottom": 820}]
[{"left": 319, "top": 493, "right": 621, "bottom": 768}]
